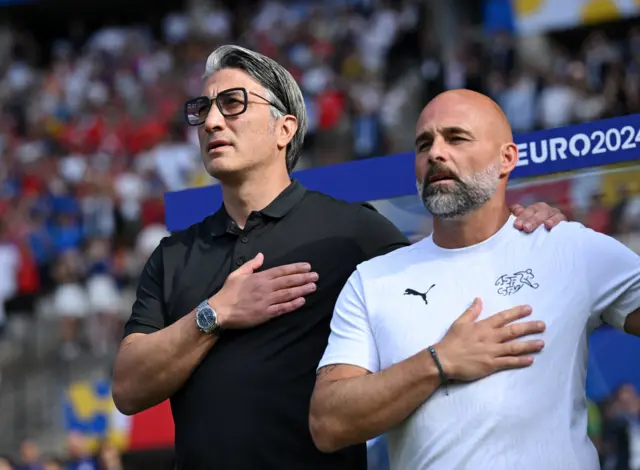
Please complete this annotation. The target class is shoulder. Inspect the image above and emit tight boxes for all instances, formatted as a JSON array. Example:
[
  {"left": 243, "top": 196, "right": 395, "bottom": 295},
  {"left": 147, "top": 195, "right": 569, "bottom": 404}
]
[
  {"left": 302, "top": 190, "right": 389, "bottom": 222},
  {"left": 356, "top": 238, "right": 425, "bottom": 280},
  {"left": 510, "top": 220, "right": 638, "bottom": 270},
  {"left": 301, "top": 189, "right": 410, "bottom": 259},
  {"left": 524, "top": 220, "right": 611, "bottom": 249},
  {"left": 149, "top": 216, "right": 214, "bottom": 259},
  {"left": 304, "top": 189, "right": 407, "bottom": 235}
]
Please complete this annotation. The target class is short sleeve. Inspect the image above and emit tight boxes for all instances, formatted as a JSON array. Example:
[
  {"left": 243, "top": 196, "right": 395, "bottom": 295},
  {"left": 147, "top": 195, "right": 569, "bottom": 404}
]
[
  {"left": 317, "top": 269, "right": 380, "bottom": 373},
  {"left": 580, "top": 226, "right": 640, "bottom": 330},
  {"left": 353, "top": 203, "right": 410, "bottom": 261},
  {"left": 123, "top": 242, "right": 167, "bottom": 337}
]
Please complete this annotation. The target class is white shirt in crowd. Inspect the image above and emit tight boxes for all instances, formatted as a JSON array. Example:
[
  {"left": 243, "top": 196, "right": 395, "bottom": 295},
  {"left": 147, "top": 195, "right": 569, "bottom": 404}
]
[
  {"left": 319, "top": 215, "right": 640, "bottom": 470},
  {"left": 0, "top": 242, "right": 20, "bottom": 300},
  {"left": 0, "top": 242, "right": 20, "bottom": 325}
]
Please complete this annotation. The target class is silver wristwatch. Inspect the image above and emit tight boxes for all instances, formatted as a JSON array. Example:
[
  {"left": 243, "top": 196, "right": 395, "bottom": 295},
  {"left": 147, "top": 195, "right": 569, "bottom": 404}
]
[{"left": 195, "top": 300, "right": 222, "bottom": 335}]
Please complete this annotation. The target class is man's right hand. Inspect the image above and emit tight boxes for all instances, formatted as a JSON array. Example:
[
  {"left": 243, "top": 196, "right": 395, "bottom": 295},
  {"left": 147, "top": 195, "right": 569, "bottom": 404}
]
[
  {"left": 209, "top": 253, "right": 318, "bottom": 329},
  {"left": 434, "top": 298, "right": 546, "bottom": 382}
]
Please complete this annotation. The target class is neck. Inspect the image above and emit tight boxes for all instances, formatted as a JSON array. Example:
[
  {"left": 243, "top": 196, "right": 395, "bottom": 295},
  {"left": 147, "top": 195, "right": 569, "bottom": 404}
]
[
  {"left": 220, "top": 165, "right": 291, "bottom": 228},
  {"left": 431, "top": 196, "right": 511, "bottom": 249}
]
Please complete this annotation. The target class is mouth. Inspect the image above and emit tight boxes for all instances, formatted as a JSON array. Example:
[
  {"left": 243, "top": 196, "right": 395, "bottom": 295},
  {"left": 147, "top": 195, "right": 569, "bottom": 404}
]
[
  {"left": 207, "top": 140, "right": 232, "bottom": 152},
  {"left": 428, "top": 174, "right": 457, "bottom": 184}
]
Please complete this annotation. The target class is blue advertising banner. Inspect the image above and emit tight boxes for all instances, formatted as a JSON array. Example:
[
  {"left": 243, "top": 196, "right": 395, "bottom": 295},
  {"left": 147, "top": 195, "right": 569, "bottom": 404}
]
[
  {"left": 0, "top": 0, "right": 36, "bottom": 4},
  {"left": 165, "top": 114, "right": 640, "bottom": 232}
]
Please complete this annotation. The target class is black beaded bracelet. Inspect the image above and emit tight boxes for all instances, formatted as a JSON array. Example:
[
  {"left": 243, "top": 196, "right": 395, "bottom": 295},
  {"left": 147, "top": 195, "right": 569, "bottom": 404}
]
[{"left": 428, "top": 345, "right": 449, "bottom": 396}]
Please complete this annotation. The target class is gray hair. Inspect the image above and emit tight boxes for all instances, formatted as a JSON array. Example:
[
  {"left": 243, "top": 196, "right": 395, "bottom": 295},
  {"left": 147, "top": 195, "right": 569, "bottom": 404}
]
[{"left": 203, "top": 45, "right": 307, "bottom": 173}]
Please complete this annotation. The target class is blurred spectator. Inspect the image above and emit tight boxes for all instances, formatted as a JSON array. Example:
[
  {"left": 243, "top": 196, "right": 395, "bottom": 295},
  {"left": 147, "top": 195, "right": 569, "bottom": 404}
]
[
  {"left": 65, "top": 433, "right": 98, "bottom": 470},
  {"left": 600, "top": 384, "right": 640, "bottom": 470},
  {"left": 0, "top": 221, "right": 20, "bottom": 338},
  {"left": 496, "top": 67, "right": 538, "bottom": 133},
  {"left": 51, "top": 249, "right": 88, "bottom": 360},
  {"left": 95, "top": 442, "right": 122, "bottom": 470},
  {"left": 85, "top": 238, "right": 122, "bottom": 356},
  {"left": 588, "top": 399, "right": 603, "bottom": 456},
  {"left": 537, "top": 73, "right": 578, "bottom": 129},
  {"left": 16, "top": 440, "right": 42, "bottom": 470},
  {"left": 611, "top": 185, "right": 634, "bottom": 235},
  {"left": 584, "top": 192, "right": 612, "bottom": 234},
  {"left": 0, "top": 456, "right": 15, "bottom": 470},
  {"left": 40, "top": 459, "right": 62, "bottom": 470}
]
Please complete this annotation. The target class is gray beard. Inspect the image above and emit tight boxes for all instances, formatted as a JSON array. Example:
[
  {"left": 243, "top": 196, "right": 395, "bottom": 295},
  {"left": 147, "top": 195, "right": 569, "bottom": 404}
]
[{"left": 417, "top": 163, "right": 500, "bottom": 219}]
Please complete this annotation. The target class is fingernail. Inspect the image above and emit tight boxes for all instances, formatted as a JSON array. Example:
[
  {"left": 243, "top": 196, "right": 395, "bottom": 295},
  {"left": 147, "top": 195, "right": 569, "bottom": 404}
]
[
  {"left": 311, "top": 272, "right": 319, "bottom": 280},
  {"left": 524, "top": 223, "right": 532, "bottom": 231},
  {"left": 536, "top": 340, "right": 545, "bottom": 347},
  {"left": 537, "top": 321, "right": 545, "bottom": 329}
]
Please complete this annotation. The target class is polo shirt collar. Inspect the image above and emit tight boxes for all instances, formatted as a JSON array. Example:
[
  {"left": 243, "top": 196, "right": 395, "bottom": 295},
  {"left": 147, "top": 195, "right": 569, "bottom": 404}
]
[{"left": 209, "top": 180, "right": 306, "bottom": 237}]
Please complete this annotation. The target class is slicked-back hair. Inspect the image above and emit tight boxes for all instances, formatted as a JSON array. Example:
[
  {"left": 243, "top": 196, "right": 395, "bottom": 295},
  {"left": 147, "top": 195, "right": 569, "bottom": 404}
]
[{"left": 203, "top": 45, "right": 307, "bottom": 173}]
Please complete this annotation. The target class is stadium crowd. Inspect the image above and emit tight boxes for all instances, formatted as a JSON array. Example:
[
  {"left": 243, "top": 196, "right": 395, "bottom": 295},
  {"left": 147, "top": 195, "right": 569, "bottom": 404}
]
[
  {"left": 0, "top": 0, "right": 639, "bottom": 468},
  {"left": 0, "top": 434, "right": 124, "bottom": 470}
]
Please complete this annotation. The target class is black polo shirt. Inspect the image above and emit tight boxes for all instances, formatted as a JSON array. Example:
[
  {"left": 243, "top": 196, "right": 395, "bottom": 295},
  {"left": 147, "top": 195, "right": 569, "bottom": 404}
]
[{"left": 124, "top": 180, "right": 410, "bottom": 470}]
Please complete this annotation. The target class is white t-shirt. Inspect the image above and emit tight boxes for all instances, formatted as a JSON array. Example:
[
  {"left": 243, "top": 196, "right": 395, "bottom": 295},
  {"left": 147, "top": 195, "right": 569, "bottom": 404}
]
[
  {"left": 318, "top": 215, "right": 640, "bottom": 470},
  {"left": 0, "top": 242, "right": 20, "bottom": 299}
]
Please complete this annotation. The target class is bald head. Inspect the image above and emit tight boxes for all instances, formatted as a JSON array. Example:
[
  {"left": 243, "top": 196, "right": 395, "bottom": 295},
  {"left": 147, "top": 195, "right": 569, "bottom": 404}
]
[{"left": 419, "top": 89, "right": 513, "bottom": 143}]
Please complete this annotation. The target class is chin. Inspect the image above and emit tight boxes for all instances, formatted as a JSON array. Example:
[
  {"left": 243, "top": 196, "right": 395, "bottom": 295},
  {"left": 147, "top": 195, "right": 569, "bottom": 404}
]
[{"left": 204, "top": 159, "right": 250, "bottom": 181}]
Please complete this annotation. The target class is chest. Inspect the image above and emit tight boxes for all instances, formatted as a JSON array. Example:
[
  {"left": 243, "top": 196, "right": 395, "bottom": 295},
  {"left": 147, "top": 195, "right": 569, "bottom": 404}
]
[
  {"left": 163, "top": 223, "right": 366, "bottom": 325},
  {"left": 369, "top": 253, "right": 591, "bottom": 369}
]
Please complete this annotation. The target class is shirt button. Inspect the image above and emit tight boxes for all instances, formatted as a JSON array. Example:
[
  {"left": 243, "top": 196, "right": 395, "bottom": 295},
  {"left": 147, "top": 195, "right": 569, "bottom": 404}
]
[
  {"left": 236, "top": 258, "right": 245, "bottom": 266},
  {"left": 241, "top": 236, "right": 248, "bottom": 243}
]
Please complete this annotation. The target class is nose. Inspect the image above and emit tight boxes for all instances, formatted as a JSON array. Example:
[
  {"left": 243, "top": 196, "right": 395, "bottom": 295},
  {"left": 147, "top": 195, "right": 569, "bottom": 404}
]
[
  {"left": 427, "top": 135, "right": 448, "bottom": 165},
  {"left": 203, "top": 103, "right": 226, "bottom": 133}
]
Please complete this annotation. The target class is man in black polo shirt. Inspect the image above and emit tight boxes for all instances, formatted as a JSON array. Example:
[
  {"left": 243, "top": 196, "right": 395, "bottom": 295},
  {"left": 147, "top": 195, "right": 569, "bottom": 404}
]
[{"left": 112, "top": 45, "right": 566, "bottom": 470}]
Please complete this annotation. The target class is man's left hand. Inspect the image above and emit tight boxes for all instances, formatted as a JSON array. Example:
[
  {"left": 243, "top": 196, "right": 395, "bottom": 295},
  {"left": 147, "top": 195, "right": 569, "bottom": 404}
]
[{"left": 510, "top": 202, "right": 567, "bottom": 232}]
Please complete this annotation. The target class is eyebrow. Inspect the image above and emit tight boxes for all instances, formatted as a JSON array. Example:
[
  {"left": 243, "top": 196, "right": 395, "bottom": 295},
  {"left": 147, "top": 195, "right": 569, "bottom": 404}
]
[{"left": 415, "top": 126, "right": 475, "bottom": 146}]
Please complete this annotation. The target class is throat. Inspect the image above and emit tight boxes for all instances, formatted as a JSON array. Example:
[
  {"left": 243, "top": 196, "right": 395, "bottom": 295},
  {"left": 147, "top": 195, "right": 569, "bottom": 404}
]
[
  {"left": 221, "top": 171, "right": 292, "bottom": 228},
  {"left": 432, "top": 205, "right": 511, "bottom": 249}
]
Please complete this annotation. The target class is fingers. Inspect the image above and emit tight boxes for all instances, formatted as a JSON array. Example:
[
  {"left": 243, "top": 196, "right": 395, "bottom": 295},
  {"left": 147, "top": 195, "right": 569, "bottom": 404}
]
[
  {"left": 484, "top": 304, "right": 532, "bottom": 328},
  {"left": 510, "top": 204, "right": 525, "bottom": 216},
  {"left": 456, "top": 298, "right": 483, "bottom": 323},
  {"left": 495, "top": 319, "right": 546, "bottom": 343},
  {"left": 513, "top": 202, "right": 563, "bottom": 233},
  {"left": 270, "top": 272, "right": 319, "bottom": 291},
  {"left": 543, "top": 210, "right": 566, "bottom": 231},
  {"left": 235, "top": 252, "right": 264, "bottom": 274},
  {"left": 269, "top": 282, "right": 317, "bottom": 305},
  {"left": 262, "top": 262, "right": 312, "bottom": 279},
  {"left": 266, "top": 297, "right": 306, "bottom": 317},
  {"left": 497, "top": 337, "right": 545, "bottom": 357},
  {"left": 493, "top": 355, "right": 535, "bottom": 370},
  {"left": 510, "top": 204, "right": 525, "bottom": 230}
]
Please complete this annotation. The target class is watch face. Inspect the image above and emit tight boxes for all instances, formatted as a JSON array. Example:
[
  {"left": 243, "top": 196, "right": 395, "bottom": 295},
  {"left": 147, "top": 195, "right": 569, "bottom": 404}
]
[{"left": 197, "top": 306, "right": 215, "bottom": 329}]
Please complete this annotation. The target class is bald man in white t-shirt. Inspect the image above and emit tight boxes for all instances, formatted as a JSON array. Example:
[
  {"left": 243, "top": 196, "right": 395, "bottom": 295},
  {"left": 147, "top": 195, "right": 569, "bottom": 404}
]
[{"left": 309, "top": 89, "right": 640, "bottom": 470}]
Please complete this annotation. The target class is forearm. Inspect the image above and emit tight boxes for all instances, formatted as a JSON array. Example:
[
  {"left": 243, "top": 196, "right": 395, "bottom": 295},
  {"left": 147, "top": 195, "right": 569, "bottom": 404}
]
[
  {"left": 112, "top": 310, "right": 217, "bottom": 415},
  {"left": 310, "top": 348, "right": 441, "bottom": 452},
  {"left": 623, "top": 308, "right": 640, "bottom": 336}
]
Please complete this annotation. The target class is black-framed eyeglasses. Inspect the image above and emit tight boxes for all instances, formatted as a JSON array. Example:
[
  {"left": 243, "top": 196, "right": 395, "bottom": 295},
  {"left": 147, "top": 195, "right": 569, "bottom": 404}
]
[{"left": 184, "top": 87, "right": 286, "bottom": 126}]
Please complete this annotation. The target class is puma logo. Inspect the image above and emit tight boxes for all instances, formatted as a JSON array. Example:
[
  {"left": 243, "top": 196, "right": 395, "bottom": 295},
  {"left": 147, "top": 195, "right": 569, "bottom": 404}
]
[{"left": 403, "top": 285, "right": 436, "bottom": 306}]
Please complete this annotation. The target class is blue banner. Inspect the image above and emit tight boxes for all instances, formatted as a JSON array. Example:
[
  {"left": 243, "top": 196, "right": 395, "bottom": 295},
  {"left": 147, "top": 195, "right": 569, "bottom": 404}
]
[
  {"left": 0, "top": 0, "right": 36, "bottom": 4},
  {"left": 165, "top": 114, "right": 640, "bottom": 232}
]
